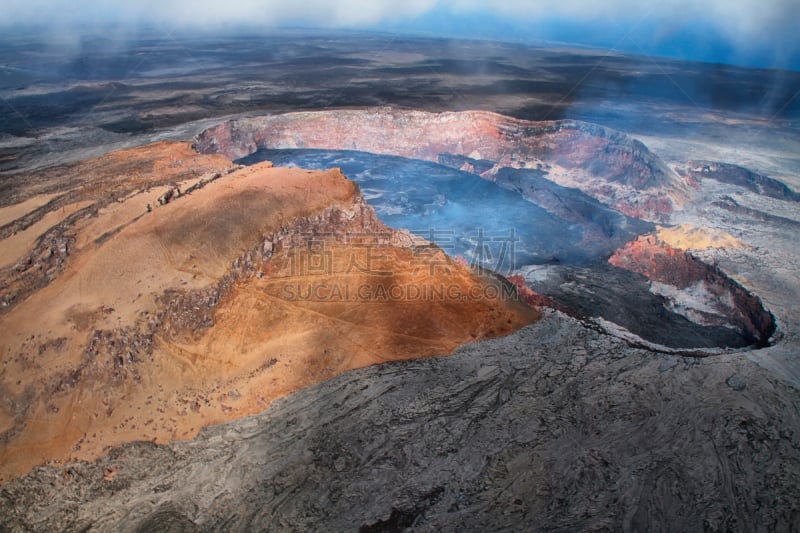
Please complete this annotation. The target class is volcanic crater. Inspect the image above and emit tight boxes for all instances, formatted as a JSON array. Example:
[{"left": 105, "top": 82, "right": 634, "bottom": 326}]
[
  {"left": 0, "top": 107, "right": 779, "bottom": 482},
  {"left": 195, "top": 107, "right": 776, "bottom": 353}
]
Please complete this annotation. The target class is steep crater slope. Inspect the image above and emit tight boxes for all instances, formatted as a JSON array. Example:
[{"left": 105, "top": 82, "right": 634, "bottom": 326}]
[
  {"left": 608, "top": 235, "right": 775, "bottom": 349},
  {"left": 238, "top": 148, "right": 652, "bottom": 266},
  {"left": 0, "top": 142, "right": 537, "bottom": 482},
  {"left": 193, "top": 108, "right": 690, "bottom": 222}
]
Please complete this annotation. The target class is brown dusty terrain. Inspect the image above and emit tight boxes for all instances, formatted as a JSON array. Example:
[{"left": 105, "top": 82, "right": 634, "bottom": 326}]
[
  {"left": 0, "top": 141, "right": 237, "bottom": 311},
  {"left": 1, "top": 37, "right": 799, "bottom": 532},
  {"left": 0, "top": 141, "right": 538, "bottom": 482}
]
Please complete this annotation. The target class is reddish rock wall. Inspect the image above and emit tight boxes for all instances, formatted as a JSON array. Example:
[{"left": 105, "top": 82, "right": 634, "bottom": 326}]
[{"left": 609, "top": 235, "right": 775, "bottom": 347}]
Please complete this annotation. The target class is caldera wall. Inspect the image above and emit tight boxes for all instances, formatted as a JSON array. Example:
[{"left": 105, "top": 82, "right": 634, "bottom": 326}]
[{"left": 193, "top": 108, "right": 689, "bottom": 222}]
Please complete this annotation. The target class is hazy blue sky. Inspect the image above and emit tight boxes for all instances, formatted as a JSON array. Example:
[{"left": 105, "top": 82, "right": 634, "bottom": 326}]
[{"left": 2, "top": 0, "right": 799, "bottom": 69}]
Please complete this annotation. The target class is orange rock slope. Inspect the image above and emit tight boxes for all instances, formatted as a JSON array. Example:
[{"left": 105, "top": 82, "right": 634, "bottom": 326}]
[{"left": 0, "top": 141, "right": 538, "bottom": 482}]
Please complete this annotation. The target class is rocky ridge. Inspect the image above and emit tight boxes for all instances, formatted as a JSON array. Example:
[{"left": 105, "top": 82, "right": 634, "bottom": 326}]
[
  {"left": 1, "top": 34, "right": 799, "bottom": 533},
  {"left": 0, "top": 142, "right": 237, "bottom": 312},
  {"left": 680, "top": 160, "right": 800, "bottom": 202},
  {"left": 0, "top": 141, "right": 537, "bottom": 482},
  {"left": 200, "top": 110, "right": 780, "bottom": 353}
]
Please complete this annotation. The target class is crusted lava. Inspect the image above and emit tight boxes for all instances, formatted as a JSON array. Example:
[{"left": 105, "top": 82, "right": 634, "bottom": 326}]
[{"left": 680, "top": 160, "right": 800, "bottom": 201}]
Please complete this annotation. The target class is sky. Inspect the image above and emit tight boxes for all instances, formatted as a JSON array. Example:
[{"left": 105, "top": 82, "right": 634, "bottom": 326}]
[{"left": 2, "top": 0, "right": 799, "bottom": 70}]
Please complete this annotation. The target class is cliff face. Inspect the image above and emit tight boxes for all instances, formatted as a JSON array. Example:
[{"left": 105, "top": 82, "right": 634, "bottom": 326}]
[
  {"left": 681, "top": 160, "right": 800, "bottom": 201},
  {"left": 0, "top": 141, "right": 537, "bottom": 482},
  {"left": 193, "top": 108, "right": 689, "bottom": 222}
]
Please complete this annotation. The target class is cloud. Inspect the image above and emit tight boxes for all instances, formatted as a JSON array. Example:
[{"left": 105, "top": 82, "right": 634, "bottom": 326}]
[
  {"left": 0, "top": 0, "right": 792, "bottom": 31},
  {"left": 451, "top": 0, "right": 798, "bottom": 47},
  {"left": 2, "top": 0, "right": 438, "bottom": 27},
  {"left": 1, "top": 0, "right": 797, "bottom": 68}
]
